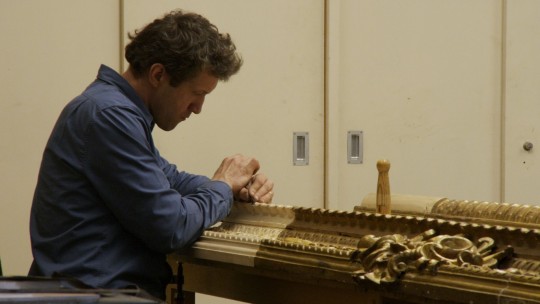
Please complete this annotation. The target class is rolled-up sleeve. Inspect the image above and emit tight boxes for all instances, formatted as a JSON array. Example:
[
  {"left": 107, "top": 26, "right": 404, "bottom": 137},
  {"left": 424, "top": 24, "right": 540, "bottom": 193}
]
[{"left": 83, "top": 106, "right": 232, "bottom": 253}]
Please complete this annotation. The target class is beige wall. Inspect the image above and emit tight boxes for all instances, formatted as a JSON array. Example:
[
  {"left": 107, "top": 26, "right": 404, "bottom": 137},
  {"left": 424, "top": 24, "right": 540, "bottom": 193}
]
[
  {"left": 123, "top": 0, "right": 325, "bottom": 211},
  {"left": 2, "top": 1, "right": 540, "bottom": 296},
  {"left": 0, "top": 0, "right": 120, "bottom": 275},
  {"left": 122, "top": 2, "right": 324, "bottom": 303},
  {"left": 326, "top": 0, "right": 540, "bottom": 210},
  {"left": 326, "top": 0, "right": 503, "bottom": 210},
  {"left": 504, "top": 0, "right": 540, "bottom": 204}
]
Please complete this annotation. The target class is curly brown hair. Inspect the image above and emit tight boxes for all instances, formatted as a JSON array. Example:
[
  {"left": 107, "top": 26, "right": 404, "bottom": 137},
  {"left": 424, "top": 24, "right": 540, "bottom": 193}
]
[{"left": 125, "top": 10, "right": 243, "bottom": 86}]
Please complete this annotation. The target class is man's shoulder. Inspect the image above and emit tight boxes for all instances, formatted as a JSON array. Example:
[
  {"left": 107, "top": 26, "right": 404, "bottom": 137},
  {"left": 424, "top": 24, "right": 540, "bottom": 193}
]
[
  {"left": 82, "top": 81, "right": 135, "bottom": 111},
  {"left": 61, "top": 83, "right": 145, "bottom": 133}
]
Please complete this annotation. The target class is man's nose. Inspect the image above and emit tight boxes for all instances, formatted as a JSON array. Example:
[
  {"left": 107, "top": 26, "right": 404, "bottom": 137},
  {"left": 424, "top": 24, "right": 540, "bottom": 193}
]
[{"left": 190, "top": 100, "right": 204, "bottom": 114}]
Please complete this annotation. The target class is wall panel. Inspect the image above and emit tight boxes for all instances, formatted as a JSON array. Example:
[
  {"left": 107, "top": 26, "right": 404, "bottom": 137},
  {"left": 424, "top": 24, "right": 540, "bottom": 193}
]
[
  {"left": 504, "top": 0, "right": 540, "bottom": 205},
  {"left": 327, "top": 0, "right": 502, "bottom": 210},
  {"left": 0, "top": 0, "right": 120, "bottom": 275},
  {"left": 123, "top": 0, "right": 325, "bottom": 209}
]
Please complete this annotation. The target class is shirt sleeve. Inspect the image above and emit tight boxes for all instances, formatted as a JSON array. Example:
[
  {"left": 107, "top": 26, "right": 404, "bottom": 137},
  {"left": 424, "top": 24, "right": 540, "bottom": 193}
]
[
  {"left": 157, "top": 152, "right": 215, "bottom": 196},
  {"left": 82, "top": 106, "right": 233, "bottom": 253}
]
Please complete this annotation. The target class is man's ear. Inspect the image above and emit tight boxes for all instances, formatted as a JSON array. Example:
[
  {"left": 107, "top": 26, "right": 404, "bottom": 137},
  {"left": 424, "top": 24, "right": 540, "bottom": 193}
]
[{"left": 148, "top": 63, "right": 166, "bottom": 87}]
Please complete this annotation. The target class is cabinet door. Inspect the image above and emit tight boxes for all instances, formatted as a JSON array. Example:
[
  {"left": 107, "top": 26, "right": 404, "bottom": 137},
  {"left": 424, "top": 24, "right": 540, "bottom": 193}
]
[
  {"left": 0, "top": 0, "right": 119, "bottom": 277},
  {"left": 327, "top": 0, "right": 503, "bottom": 210},
  {"left": 124, "top": 3, "right": 324, "bottom": 304},
  {"left": 504, "top": 0, "right": 540, "bottom": 205},
  {"left": 122, "top": 1, "right": 325, "bottom": 211}
]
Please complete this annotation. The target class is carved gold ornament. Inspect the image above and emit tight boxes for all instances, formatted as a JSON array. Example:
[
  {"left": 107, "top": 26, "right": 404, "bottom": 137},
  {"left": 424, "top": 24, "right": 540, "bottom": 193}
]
[{"left": 351, "top": 229, "right": 513, "bottom": 284}]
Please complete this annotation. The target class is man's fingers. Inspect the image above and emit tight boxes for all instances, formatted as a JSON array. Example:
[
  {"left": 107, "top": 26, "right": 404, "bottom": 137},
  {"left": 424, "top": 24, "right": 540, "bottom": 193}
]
[
  {"left": 236, "top": 188, "right": 250, "bottom": 202},
  {"left": 257, "top": 190, "right": 273, "bottom": 204},
  {"left": 247, "top": 174, "right": 274, "bottom": 203},
  {"left": 247, "top": 157, "right": 260, "bottom": 174},
  {"left": 237, "top": 187, "right": 273, "bottom": 204}
]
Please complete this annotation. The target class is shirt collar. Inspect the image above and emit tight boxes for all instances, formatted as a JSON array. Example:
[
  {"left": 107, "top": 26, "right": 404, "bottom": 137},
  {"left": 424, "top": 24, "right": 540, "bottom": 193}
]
[{"left": 96, "top": 64, "right": 154, "bottom": 129}]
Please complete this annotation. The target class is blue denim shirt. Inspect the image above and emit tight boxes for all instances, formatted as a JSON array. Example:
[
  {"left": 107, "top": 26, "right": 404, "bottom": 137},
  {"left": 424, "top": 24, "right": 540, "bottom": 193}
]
[{"left": 29, "top": 65, "right": 233, "bottom": 299}]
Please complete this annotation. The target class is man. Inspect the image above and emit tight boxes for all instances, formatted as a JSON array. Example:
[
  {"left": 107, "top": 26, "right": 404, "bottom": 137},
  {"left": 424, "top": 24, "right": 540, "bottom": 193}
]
[{"left": 29, "top": 10, "right": 274, "bottom": 300}]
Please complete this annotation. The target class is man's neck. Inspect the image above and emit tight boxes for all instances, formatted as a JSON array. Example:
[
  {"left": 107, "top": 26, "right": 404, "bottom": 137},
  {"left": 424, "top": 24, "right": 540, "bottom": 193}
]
[{"left": 122, "top": 67, "right": 151, "bottom": 108}]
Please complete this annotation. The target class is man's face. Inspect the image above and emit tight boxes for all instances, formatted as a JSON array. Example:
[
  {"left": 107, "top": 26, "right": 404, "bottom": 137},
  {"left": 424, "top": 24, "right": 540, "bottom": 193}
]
[{"left": 150, "top": 69, "right": 218, "bottom": 131}]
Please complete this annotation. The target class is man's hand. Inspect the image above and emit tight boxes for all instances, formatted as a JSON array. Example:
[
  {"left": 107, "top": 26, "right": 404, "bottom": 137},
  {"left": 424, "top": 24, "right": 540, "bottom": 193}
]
[
  {"left": 212, "top": 154, "right": 274, "bottom": 204},
  {"left": 237, "top": 173, "right": 274, "bottom": 204}
]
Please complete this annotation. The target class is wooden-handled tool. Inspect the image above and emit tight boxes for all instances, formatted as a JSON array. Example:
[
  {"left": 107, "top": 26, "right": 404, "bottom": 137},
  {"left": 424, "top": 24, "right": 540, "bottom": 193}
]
[{"left": 376, "top": 159, "right": 391, "bottom": 214}]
